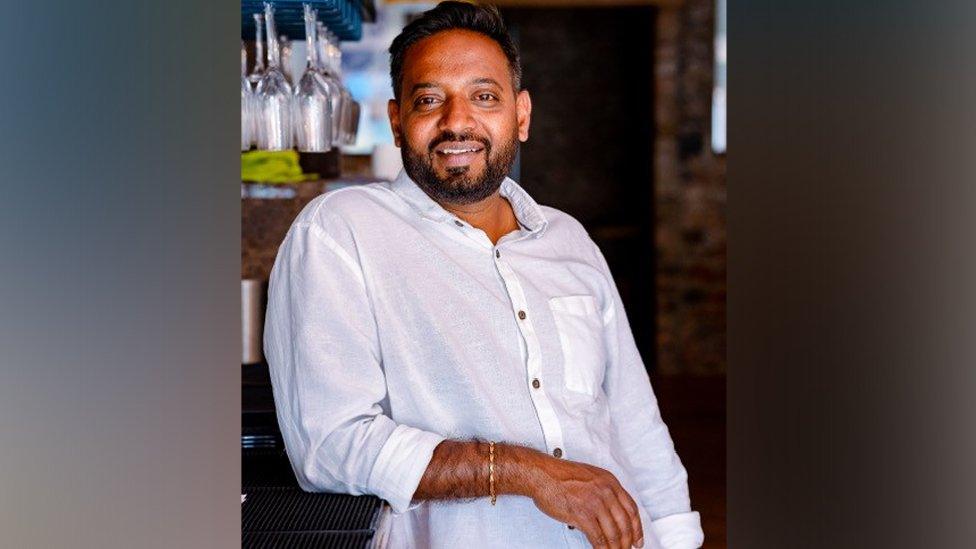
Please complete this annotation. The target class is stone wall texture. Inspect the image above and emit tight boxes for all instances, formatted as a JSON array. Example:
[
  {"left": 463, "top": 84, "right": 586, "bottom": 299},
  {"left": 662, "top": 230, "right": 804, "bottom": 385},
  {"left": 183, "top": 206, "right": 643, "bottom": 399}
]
[{"left": 655, "top": 0, "right": 727, "bottom": 375}]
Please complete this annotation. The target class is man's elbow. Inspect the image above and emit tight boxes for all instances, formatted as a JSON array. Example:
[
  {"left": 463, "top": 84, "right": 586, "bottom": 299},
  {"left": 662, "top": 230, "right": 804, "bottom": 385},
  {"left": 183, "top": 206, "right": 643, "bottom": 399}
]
[
  {"left": 292, "top": 449, "right": 366, "bottom": 496},
  {"left": 288, "top": 417, "right": 386, "bottom": 496}
]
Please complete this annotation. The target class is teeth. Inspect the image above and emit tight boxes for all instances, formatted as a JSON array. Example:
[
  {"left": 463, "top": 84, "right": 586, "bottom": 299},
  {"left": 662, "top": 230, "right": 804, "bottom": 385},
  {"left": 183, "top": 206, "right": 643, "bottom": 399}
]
[{"left": 441, "top": 148, "right": 479, "bottom": 154}]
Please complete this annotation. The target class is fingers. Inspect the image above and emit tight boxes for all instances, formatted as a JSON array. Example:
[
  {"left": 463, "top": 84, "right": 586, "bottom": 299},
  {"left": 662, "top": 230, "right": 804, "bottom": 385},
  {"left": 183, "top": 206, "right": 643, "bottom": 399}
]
[
  {"left": 611, "top": 485, "right": 644, "bottom": 548},
  {"left": 605, "top": 491, "right": 635, "bottom": 549},
  {"left": 580, "top": 514, "right": 607, "bottom": 549},
  {"left": 597, "top": 475, "right": 641, "bottom": 549},
  {"left": 574, "top": 480, "right": 642, "bottom": 549},
  {"left": 595, "top": 504, "right": 626, "bottom": 549}
]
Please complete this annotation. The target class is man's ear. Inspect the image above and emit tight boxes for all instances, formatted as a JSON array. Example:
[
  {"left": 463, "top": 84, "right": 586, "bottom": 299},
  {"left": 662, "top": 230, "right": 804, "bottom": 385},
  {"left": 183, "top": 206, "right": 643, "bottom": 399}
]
[
  {"left": 516, "top": 89, "right": 532, "bottom": 143},
  {"left": 388, "top": 99, "right": 403, "bottom": 147}
]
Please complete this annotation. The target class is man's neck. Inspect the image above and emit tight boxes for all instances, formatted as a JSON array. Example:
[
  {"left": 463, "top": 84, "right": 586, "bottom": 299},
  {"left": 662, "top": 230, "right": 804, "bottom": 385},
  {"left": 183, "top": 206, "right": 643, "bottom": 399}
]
[{"left": 436, "top": 191, "right": 521, "bottom": 246}]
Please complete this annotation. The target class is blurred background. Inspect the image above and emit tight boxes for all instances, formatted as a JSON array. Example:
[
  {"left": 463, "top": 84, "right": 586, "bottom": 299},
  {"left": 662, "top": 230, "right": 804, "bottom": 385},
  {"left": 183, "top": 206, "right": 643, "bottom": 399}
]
[{"left": 241, "top": 0, "right": 726, "bottom": 546}]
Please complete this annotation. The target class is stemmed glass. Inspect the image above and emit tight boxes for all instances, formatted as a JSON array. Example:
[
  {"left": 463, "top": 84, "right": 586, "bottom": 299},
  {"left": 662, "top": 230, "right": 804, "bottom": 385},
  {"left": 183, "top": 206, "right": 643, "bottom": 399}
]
[
  {"left": 241, "top": 42, "right": 254, "bottom": 151},
  {"left": 333, "top": 38, "right": 360, "bottom": 148},
  {"left": 255, "top": 2, "right": 293, "bottom": 150},
  {"left": 344, "top": 99, "right": 361, "bottom": 146},
  {"left": 279, "top": 35, "right": 294, "bottom": 85},
  {"left": 293, "top": 4, "right": 332, "bottom": 152},
  {"left": 319, "top": 25, "right": 360, "bottom": 146},
  {"left": 248, "top": 14, "right": 265, "bottom": 87},
  {"left": 316, "top": 21, "right": 348, "bottom": 146}
]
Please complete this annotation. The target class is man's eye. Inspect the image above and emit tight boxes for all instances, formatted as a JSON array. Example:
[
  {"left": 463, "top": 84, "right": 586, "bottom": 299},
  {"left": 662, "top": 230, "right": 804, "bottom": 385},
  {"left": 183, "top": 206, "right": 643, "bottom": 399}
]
[
  {"left": 415, "top": 97, "right": 440, "bottom": 108},
  {"left": 476, "top": 93, "right": 498, "bottom": 102}
]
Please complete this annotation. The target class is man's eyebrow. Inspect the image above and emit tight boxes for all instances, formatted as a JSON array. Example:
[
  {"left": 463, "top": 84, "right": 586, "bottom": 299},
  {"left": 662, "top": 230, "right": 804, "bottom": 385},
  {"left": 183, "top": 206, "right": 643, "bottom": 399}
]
[
  {"left": 409, "top": 82, "right": 439, "bottom": 94},
  {"left": 470, "top": 77, "right": 502, "bottom": 87}
]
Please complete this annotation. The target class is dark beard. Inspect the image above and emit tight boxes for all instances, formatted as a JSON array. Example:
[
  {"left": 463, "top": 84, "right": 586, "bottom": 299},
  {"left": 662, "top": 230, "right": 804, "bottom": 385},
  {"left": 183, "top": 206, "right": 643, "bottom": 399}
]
[{"left": 401, "top": 129, "right": 518, "bottom": 206}]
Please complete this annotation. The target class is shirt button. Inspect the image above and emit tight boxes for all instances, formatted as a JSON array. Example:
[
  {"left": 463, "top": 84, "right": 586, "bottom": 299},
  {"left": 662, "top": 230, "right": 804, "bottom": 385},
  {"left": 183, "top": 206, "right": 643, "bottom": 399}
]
[
  {"left": 553, "top": 448, "right": 563, "bottom": 458},
  {"left": 517, "top": 310, "right": 526, "bottom": 320},
  {"left": 531, "top": 378, "right": 540, "bottom": 389},
  {"left": 495, "top": 250, "right": 500, "bottom": 258}
]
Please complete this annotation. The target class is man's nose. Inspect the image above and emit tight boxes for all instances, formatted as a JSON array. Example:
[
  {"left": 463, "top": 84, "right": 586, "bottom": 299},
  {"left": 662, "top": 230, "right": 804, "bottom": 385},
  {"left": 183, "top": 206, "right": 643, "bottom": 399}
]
[{"left": 437, "top": 97, "right": 476, "bottom": 134}]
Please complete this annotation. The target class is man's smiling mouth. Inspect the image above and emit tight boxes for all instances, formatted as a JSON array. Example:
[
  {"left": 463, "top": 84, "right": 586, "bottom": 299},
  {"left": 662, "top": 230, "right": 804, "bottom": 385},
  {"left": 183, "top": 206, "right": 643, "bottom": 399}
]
[
  {"left": 433, "top": 140, "right": 487, "bottom": 155},
  {"left": 432, "top": 140, "right": 487, "bottom": 167},
  {"left": 438, "top": 147, "right": 483, "bottom": 154}
]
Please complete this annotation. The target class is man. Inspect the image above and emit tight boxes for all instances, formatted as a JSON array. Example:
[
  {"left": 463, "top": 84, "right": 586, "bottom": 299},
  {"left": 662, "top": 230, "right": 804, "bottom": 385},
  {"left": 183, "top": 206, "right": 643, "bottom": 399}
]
[{"left": 264, "top": 2, "right": 703, "bottom": 548}]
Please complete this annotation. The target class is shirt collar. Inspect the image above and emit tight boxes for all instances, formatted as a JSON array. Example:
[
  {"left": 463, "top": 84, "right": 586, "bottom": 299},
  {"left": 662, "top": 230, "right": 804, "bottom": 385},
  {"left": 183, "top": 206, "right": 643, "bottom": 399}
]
[{"left": 390, "top": 169, "right": 549, "bottom": 237}]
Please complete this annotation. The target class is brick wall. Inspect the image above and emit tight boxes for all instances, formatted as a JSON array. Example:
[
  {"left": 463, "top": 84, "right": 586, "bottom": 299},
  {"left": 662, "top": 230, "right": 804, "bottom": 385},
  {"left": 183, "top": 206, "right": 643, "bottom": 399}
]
[{"left": 655, "top": 0, "right": 727, "bottom": 375}]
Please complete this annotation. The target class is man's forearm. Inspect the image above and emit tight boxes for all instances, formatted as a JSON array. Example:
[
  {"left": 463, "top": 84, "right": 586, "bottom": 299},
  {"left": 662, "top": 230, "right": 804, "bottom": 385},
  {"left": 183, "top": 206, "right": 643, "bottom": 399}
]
[
  {"left": 413, "top": 439, "right": 647, "bottom": 548},
  {"left": 413, "top": 440, "right": 542, "bottom": 500}
]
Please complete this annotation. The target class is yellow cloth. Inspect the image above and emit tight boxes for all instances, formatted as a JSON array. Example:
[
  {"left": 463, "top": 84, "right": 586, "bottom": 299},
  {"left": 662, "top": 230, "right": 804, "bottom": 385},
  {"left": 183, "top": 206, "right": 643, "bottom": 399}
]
[{"left": 241, "top": 150, "right": 317, "bottom": 184}]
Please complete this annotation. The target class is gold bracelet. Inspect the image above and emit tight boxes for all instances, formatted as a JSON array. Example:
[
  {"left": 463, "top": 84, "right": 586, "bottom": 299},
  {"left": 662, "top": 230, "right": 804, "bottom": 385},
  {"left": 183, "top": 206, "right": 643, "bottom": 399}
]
[{"left": 488, "top": 441, "right": 497, "bottom": 506}]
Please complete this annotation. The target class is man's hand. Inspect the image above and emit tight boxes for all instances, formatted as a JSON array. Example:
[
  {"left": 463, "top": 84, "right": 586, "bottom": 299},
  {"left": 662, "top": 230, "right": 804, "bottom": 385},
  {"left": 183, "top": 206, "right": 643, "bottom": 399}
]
[{"left": 522, "top": 453, "right": 645, "bottom": 549}]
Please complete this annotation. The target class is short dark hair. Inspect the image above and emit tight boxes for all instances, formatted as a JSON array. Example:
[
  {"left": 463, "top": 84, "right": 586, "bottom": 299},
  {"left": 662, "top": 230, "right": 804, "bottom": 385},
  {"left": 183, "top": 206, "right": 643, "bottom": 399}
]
[{"left": 389, "top": 1, "right": 522, "bottom": 102}]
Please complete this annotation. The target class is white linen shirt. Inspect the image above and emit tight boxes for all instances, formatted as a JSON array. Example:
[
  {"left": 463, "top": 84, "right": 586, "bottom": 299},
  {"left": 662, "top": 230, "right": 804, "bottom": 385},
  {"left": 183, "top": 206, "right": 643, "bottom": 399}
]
[{"left": 264, "top": 170, "right": 704, "bottom": 549}]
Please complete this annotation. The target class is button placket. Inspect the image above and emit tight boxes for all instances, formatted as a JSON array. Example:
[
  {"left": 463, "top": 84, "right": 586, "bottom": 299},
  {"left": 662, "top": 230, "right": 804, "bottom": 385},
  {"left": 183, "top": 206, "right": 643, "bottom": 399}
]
[{"left": 494, "top": 259, "right": 565, "bottom": 458}]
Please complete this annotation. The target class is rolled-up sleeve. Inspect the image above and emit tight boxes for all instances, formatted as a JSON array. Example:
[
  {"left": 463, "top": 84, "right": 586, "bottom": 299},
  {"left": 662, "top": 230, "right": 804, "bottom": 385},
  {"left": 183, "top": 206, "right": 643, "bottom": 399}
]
[
  {"left": 264, "top": 216, "right": 445, "bottom": 514},
  {"left": 591, "top": 244, "right": 704, "bottom": 549}
]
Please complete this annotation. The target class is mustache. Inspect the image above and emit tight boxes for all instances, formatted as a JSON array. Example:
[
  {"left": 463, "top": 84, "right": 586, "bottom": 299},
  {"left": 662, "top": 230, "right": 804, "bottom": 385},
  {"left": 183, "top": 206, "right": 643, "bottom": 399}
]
[{"left": 427, "top": 131, "right": 492, "bottom": 154}]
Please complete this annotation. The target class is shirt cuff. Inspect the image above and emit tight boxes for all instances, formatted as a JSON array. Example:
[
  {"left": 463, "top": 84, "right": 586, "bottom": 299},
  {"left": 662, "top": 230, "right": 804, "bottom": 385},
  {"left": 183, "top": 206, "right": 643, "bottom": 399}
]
[
  {"left": 366, "top": 424, "right": 445, "bottom": 514},
  {"left": 650, "top": 511, "right": 704, "bottom": 549}
]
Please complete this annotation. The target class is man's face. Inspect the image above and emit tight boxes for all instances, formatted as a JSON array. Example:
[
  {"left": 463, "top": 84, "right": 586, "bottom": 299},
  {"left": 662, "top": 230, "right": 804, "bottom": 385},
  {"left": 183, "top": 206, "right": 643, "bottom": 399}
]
[{"left": 388, "top": 29, "right": 532, "bottom": 205}]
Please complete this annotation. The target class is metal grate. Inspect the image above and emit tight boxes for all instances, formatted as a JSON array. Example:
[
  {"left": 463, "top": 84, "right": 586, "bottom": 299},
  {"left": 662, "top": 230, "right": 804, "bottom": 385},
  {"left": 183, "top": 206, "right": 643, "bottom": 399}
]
[
  {"left": 242, "top": 486, "right": 383, "bottom": 533},
  {"left": 242, "top": 450, "right": 386, "bottom": 548},
  {"left": 242, "top": 531, "right": 374, "bottom": 549}
]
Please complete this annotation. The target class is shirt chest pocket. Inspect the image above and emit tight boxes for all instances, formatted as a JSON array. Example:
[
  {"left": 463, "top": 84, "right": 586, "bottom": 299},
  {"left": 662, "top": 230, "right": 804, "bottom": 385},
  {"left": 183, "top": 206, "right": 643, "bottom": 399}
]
[{"left": 548, "top": 295, "right": 607, "bottom": 399}]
